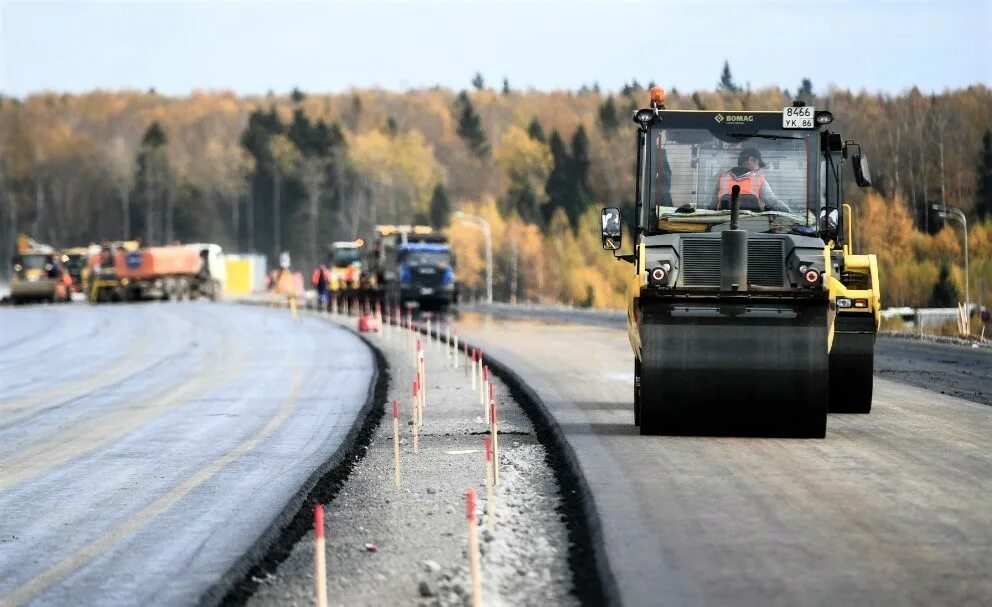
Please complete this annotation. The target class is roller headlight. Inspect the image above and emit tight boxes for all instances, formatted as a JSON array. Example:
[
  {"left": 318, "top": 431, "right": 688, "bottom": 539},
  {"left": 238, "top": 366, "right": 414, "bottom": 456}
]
[
  {"left": 836, "top": 298, "right": 853, "bottom": 308},
  {"left": 634, "top": 109, "right": 655, "bottom": 125},
  {"left": 649, "top": 266, "right": 667, "bottom": 286},
  {"left": 660, "top": 261, "right": 672, "bottom": 272}
]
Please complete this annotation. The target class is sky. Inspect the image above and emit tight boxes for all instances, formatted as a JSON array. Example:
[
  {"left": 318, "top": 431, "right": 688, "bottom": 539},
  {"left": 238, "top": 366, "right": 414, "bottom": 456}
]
[{"left": 1, "top": 0, "right": 990, "bottom": 97}]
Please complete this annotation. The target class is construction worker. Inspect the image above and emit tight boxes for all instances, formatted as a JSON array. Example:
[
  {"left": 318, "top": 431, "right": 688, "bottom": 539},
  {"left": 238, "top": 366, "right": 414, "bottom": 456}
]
[
  {"left": 273, "top": 252, "right": 300, "bottom": 320},
  {"left": 311, "top": 263, "right": 331, "bottom": 311},
  {"left": 715, "top": 147, "right": 789, "bottom": 212}
]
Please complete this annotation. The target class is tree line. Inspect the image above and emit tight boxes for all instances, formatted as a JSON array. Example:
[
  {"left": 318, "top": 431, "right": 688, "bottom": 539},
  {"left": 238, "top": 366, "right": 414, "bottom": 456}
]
[{"left": 1, "top": 66, "right": 990, "bottom": 307}]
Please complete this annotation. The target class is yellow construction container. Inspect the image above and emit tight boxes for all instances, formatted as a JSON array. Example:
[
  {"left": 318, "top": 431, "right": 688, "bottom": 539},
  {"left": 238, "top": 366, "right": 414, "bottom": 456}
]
[{"left": 224, "top": 258, "right": 253, "bottom": 295}]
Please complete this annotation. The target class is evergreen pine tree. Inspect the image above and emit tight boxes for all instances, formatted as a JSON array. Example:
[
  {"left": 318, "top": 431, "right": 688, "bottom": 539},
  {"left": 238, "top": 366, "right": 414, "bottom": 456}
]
[
  {"left": 566, "top": 125, "right": 592, "bottom": 228},
  {"left": 526, "top": 117, "right": 545, "bottom": 143},
  {"left": 930, "top": 263, "right": 960, "bottom": 306},
  {"left": 598, "top": 96, "right": 620, "bottom": 133},
  {"left": 717, "top": 60, "right": 740, "bottom": 94},
  {"left": 502, "top": 78, "right": 511, "bottom": 95},
  {"left": 455, "top": 92, "right": 489, "bottom": 157},
  {"left": 514, "top": 182, "right": 541, "bottom": 225},
  {"left": 141, "top": 121, "right": 167, "bottom": 148},
  {"left": 135, "top": 122, "right": 170, "bottom": 244},
  {"left": 976, "top": 130, "right": 992, "bottom": 219},
  {"left": 471, "top": 72, "right": 485, "bottom": 91},
  {"left": 429, "top": 183, "right": 451, "bottom": 229},
  {"left": 797, "top": 78, "right": 813, "bottom": 99},
  {"left": 290, "top": 87, "right": 305, "bottom": 103},
  {"left": 543, "top": 130, "right": 570, "bottom": 225},
  {"left": 288, "top": 108, "right": 316, "bottom": 155}
]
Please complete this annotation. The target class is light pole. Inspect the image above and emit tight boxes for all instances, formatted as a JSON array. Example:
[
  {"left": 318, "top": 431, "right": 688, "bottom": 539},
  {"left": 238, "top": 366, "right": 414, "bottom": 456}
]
[
  {"left": 453, "top": 211, "right": 493, "bottom": 304},
  {"left": 932, "top": 203, "right": 969, "bottom": 310}
]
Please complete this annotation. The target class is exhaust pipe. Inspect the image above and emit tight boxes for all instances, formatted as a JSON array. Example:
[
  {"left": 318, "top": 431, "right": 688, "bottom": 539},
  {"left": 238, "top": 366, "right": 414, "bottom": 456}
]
[{"left": 721, "top": 185, "right": 748, "bottom": 291}]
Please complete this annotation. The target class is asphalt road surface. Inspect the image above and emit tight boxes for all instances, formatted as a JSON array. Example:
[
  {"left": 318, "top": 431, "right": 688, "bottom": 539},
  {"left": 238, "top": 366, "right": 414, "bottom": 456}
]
[
  {"left": 0, "top": 303, "right": 374, "bottom": 607},
  {"left": 457, "top": 312, "right": 992, "bottom": 607},
  {"left": 468, "top": 302, "right": 992, "bottom": 407}
]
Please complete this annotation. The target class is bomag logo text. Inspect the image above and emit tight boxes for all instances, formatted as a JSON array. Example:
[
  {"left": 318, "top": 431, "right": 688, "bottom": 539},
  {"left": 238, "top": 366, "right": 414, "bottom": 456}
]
[{"left": 716, "top": 114, "right": 754, "bottom": 123}]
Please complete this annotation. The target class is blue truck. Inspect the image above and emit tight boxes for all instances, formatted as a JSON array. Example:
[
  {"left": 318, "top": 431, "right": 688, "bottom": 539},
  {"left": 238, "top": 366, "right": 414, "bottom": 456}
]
[{"left": 372, "top": 225, "right": 457, "bottom": 311}]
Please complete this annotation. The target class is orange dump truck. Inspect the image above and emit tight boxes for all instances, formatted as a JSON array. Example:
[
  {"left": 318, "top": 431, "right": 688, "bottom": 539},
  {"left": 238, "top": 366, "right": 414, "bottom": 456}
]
[{"left": 90, "top": 243, "right": 225, "bottom": 303}]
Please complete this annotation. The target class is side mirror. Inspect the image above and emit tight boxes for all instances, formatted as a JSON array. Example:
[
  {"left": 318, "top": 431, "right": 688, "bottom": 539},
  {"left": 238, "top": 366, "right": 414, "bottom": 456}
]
[
  {"left": 601, "top": 207, "right": 622, "bottom": 251},
  {"left": 819, "top": 207, "right": 840, "bottom": 242},
  {"left": 852, "top": 154, "right": 871, "bottom": 188}
]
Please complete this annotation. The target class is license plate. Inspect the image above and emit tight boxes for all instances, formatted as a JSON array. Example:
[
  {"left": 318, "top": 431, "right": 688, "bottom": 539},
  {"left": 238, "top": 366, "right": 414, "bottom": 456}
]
[
  {"left": 782, "top": 105, "right": 815, "bottom": 129},
  {"left": 420, "top": 287, "right": 434, "bottom": 295}
]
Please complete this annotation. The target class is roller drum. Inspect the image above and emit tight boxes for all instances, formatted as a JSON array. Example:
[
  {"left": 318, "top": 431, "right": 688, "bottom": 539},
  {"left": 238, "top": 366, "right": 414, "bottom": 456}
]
[
  {"left": 639, "top": 298, "right": 829, "bottom": 437},
  {"left": 828, "top": 314, "right": 876, "bottom": 413}
]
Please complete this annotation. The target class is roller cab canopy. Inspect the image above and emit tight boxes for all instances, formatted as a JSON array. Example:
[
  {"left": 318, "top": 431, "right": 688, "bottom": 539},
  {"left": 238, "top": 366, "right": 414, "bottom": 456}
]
[{"left": 633, "top": 109, "right": 838, "bottom": 238}]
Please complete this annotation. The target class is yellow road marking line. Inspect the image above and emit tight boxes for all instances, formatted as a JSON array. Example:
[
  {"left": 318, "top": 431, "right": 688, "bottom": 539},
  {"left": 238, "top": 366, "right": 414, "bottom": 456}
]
[
  {"left": 0, "top": 370, "right": 304, "bottom": 607},
  {"left": 0, "top": 342, "right": 251, "bottom": 494}
]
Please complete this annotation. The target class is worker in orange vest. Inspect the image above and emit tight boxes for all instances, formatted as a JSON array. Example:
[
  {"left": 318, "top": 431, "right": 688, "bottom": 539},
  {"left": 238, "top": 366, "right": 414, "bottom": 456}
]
[
  {"left": 311, "top": 263, "right": 331, "bottom": 310},
  {"left": 716, "top": 147, "right": 789, "bottom": 212}
]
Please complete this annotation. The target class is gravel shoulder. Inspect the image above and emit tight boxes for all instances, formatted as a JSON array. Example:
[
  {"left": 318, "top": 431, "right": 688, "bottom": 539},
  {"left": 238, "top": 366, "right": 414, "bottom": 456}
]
[{"left": 245, "top": 312, "right": 578, "bottom": 607}]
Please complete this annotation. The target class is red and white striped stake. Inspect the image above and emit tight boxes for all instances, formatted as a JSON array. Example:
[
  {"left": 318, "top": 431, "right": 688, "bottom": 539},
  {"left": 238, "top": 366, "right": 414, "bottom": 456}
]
[
  {"left": 463, "top": 342, "right": 469, "bottom": 376},
  {"left": 453, "top": 330, "right": 460, "bottom": 369},
  {"left": 406, "top": 314, "right": 413, "bottom": 354},
  {"left": 487, "top": 382, "right": 494, "bottom": 421},
  {"left": 375, "top": 303, "right": 384, "bottom": 336},
  {"left": 425, "top": 314, "right": 432, "bottom": 348},
  {"left": 412, "top": 380, "right": 420, "bottom": 454},
  {"left": 477, "top": 351, "right": 485, "bottom": 397},
  {"left": 444, "top": 322, "right": 450, "bottom": 360},
  {"left": 480, "top": 365, "right": 489, "bottom": 411},
  {"left": 418, "top": 349, "right": 426, "bottom": 425},
  {"left": 466, "top": 489, "right": 482, "bottom": 607},
  {"left": 471, "top": 349, "right": 478, "bottom": 390},
  {"left": 484, "top": 436, "right": 495, "bottom": 530},
  {"left": 491, "top": 400, "right": 500, "bottom": 486},
  {"left": 314, "top": 504, "right": 328, "bottom": 607},
  {"left": 392, "top": 400, "right": 401, "bottom": 488}
]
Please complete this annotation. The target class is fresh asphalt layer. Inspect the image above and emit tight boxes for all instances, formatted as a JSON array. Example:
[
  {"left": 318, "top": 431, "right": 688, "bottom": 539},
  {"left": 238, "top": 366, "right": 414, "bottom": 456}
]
[
  {"left": 0, "top": 303, "right": 374, "bottom": 607},
  {"left": 465, "top": 302, "right": 992, "bottom": 408},
  {"left": 456, "top": 309, "right": 992, "bottom": 607}
]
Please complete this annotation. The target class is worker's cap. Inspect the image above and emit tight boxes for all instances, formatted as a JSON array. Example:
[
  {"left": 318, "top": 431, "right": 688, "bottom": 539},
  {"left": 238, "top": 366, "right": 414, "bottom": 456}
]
[{"left": 738, "top": 147, "right": 766, "bottom": 168}]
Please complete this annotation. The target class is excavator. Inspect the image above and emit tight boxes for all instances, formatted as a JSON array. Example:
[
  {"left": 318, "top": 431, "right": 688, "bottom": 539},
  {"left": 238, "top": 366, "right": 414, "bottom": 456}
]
[{"left": 601, "top": 87, "right": 880, "bottom": 437}]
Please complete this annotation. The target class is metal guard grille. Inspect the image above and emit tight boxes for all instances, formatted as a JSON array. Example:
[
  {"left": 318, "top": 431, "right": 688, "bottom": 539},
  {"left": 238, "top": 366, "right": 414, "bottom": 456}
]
[{"left": 680, "top": 238, "right": 785, "bottom": 287}]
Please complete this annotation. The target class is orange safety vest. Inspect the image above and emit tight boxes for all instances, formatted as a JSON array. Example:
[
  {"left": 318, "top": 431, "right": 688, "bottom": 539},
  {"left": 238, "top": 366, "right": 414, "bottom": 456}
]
[
  {"left": 717, "top": 171, "right": 766, "bottom": 200},
  {"left": 311, "top": 267, "right": 329, "bottom": 286},
  {"left": 275, "top": 269, "right": 295, "bottom": 295}
]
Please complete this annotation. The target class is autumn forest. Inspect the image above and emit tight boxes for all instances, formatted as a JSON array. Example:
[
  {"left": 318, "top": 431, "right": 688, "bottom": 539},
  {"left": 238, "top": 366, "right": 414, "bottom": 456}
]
[{"left": 1, "top": 66, "right": 991, "bottom": 308}]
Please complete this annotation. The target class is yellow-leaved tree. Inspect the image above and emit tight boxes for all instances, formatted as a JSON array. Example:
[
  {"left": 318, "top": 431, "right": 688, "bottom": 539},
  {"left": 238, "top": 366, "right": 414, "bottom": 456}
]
[{"left": 349, "top": 129, "right": 442, "bottom": 223}]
